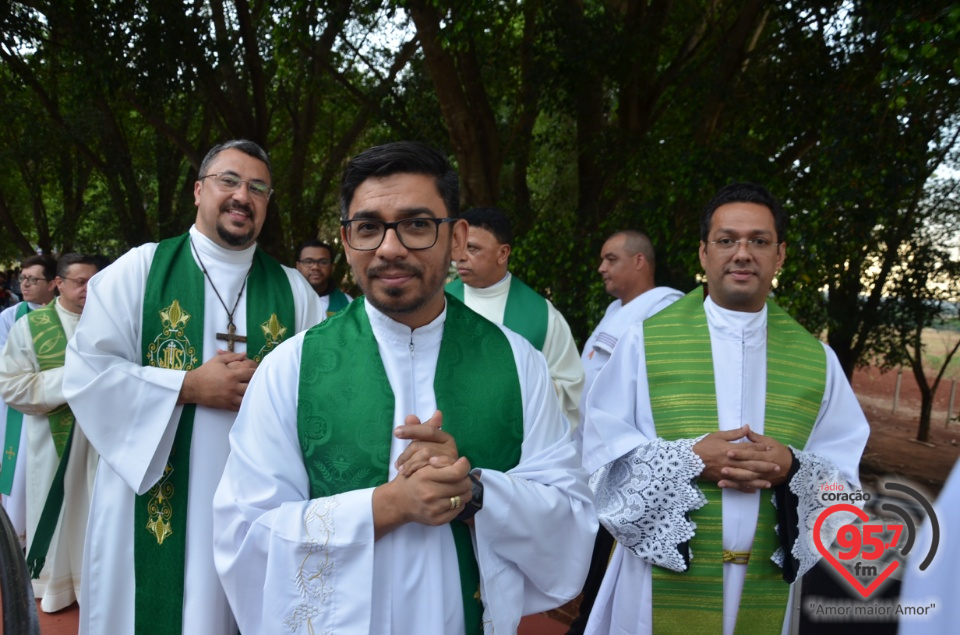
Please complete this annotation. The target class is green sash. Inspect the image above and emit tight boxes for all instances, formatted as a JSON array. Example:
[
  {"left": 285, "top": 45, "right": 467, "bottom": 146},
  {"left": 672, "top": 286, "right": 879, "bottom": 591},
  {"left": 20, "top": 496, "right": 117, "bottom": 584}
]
[
  {"left": 21, "top": 301, "right": 77, "bottom": 578},
  {"left": 644, "top": 288, "right": 825, "bottom": 634},
  {"left": 0, "top": 302, "right": 31, "bottom": 495},
  {"left": 26, "top": 302, "right": 75, "bottom": 457},
  {"left": 447, "top": 275, "right": 548, "bottom": 350},
  {"left": 137, "top": 233, "right": 295, "bottom": 634},
  {"left": 325, "top": 287, "right": 350, "bottom": 316},
  {"left": 297, "top": 295, "right": 524, "bottom": 635}
]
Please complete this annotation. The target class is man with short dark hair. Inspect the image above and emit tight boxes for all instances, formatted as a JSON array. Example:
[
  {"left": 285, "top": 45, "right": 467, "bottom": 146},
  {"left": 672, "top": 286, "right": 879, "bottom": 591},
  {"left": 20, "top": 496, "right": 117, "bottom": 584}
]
[
  {"left": 213, "top": 141, "right": 595, "bottom": 634},
  {"left": 581, "top": 183, "right": 869, "bottom": 634},
  {"left": 63, "top": 140, "right": 325, "bottom": 634},
  {"left": 295, "top": 238, "right": 352, "bottom": 315},
  {"left": 0, "top": 253, "right": 58, "bottom": 548},
  {"left": 448, "top": 207, "right": 584, "bottom": 426},
  {"left": 0, "top": 253, "right": 101, "bottom": 612}
]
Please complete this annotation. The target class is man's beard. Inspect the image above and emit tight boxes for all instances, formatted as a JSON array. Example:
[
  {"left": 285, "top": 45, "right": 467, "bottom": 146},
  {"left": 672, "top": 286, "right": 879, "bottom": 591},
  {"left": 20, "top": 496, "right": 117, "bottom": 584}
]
[
  {"left": 217, "top": 209, "right": 256, "bottom": 248},
  {"left": 360, "top": 253, "right": 448, "bottom": 317}
]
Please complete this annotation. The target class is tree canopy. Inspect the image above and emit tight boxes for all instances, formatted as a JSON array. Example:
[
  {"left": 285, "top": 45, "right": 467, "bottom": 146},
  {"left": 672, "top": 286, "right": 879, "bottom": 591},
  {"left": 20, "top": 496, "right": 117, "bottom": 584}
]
[{"left": 1, "top": 0, "right": 959, "bottom": 376}]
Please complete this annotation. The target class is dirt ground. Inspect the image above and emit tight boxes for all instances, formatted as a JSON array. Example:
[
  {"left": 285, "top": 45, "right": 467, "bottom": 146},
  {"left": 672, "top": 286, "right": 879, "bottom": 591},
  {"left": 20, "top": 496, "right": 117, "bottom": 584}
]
[{"left": 852, "top": 365, "right": 960, "bottom": 495}]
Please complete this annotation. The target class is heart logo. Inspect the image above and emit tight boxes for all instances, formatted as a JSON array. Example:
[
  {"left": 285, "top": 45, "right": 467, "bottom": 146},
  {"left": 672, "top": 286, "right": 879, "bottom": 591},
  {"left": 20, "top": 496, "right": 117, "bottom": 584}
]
[{"left": 813, "top": 503, "right": 899, "bottom": 598}]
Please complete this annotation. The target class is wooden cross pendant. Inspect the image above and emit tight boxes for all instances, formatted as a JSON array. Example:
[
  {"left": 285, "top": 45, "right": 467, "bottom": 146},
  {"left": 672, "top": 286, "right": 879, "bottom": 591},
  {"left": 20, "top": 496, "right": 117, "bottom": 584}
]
[{"left": 216, "top": 321, "right": 247, "bottom": 353}]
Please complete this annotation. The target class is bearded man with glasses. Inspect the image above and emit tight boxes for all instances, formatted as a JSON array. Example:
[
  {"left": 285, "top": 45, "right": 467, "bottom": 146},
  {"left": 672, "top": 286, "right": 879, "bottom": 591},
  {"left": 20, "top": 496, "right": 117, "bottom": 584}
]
[
  {"left": 580, "top": 183, "right": 870, "bottom": 634},
  {"left": 0, "top": 253, "right": 57, "bottom": 553},
  {"left": 62, "top": 139, "right": 324, "bottom": 635},
  {"left": 213, "top": 141, "right": 596, "bottom": 634}
]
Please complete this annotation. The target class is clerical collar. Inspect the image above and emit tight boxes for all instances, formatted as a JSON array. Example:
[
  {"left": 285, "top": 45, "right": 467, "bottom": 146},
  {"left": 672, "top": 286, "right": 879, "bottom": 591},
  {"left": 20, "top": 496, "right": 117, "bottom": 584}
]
[
  {"left": 704, "top": 295, "right": 767, "bottom": 337},
  {"left": 188, "top": 225, "right": 256, "bottom": 266},
  {"left": 468, "top": 271, "right": 512, "bottom": 298},
  {"left": 52, "top": 296, "right": 82, "bottom": 318},
  {"left": 364, "top": 297, "right": 446, "bottom": 347}
]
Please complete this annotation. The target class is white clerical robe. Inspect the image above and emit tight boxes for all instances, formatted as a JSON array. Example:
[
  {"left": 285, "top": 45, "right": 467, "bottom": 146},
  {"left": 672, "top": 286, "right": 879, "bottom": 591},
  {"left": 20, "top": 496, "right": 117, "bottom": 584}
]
[
  {"left": 62, "top": 225, "right": 325, "bottom": 635},
  {"left": 460, "top": 272, "right": 584, "bottom": 427},
  {"left": 213, "top": 299, "right": 597, "bottom": 634},
  {"left": 0, "top": 300, "right": 41, "bottom": 547},
  {"left": 579, "top": 287, "right": 683, "bottom": 421},
  {"left": 899, "top": 459, "right": 960, "bottom": 633},
  {"left": 581, "top": 296, "right": 870, "bottom": 635},
  {"left": 0, "top": 297, "right": 98, "bottom": 612}
]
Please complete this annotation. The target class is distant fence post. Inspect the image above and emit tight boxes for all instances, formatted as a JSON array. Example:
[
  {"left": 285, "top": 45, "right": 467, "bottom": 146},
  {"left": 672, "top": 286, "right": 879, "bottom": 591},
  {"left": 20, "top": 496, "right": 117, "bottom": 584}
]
[
  {"left": 892, "top": 368, "right": 903, "bottom": 414},
  {"left": 948, "top": 379, "right": 957, "bottom": 427}
]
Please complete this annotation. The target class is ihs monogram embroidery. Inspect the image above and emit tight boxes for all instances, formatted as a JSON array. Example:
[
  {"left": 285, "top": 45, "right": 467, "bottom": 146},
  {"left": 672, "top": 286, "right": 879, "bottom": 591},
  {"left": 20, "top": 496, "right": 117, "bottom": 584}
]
[{"left": 147, "top": 300, "right": 198, "bottom": 371}]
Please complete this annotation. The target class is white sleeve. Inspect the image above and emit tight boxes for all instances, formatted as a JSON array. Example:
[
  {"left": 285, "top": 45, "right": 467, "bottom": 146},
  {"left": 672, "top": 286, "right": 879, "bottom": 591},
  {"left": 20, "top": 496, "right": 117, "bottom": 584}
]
[
  {"left": 213, "top": 334, "right": 380, "bottom": 634},
  {"left": 776, "top": 344, "right": 870, "bottom": 576},
  {"left": 542, "top": 300, "right": 585, "bottom": 427},
  {"left": 474, "top": 329, "right": 597, "bottom": 626},
  {"left": 63, "top": 245, "right": 188, "bottom": 495},
  {"left": 0, "top": 313, "right": 66, "bottom": 415},
  {"left": 582, "top": 323, "right": 712, "bottom": 569}
]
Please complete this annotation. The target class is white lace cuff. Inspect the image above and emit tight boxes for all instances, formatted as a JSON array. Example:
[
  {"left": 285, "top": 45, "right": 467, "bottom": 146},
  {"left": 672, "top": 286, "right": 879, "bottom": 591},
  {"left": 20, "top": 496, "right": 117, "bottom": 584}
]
[
  {"left": 589, "top": 435, "right": 708, "bottom": 572},
  {"left": 770, "top": 447, "right": 858, "bottom": 577}
]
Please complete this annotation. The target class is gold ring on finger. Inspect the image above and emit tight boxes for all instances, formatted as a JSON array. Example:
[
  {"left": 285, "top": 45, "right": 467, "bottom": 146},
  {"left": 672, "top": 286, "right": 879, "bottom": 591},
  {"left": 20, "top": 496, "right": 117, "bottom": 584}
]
[{"left": 449, "top": 495, "right": 461, "bottom": 510}]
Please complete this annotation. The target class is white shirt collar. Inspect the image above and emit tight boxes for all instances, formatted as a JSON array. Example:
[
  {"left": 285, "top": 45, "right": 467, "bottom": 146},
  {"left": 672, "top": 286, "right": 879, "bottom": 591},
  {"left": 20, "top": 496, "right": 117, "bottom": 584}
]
[
  {"left": 188, "top": 224, "right": 256, "bottom": 266},
  {"left": 364, "top": 297, "right": 447, "bottom": 347},
  {"left": 467, "top": 271, "right": 512, "bottom": 298},
  {"left": 704, "top": 294, "right": 767, "bottom": 341}
]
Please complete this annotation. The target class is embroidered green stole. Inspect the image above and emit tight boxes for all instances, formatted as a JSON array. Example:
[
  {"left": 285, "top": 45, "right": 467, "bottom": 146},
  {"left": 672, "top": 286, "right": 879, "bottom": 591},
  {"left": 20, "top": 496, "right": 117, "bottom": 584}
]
[
  {"left": 447, "top": 276, "right": 548, "bottom": 351},
  {"left": 325, "top": 287, "right": 350, "bottom": 316},
  {"left": 644, "top": 288, "right": 825, "bottom": 633},
  {"left": 297, "top": 295, "right": 524, "bottom": 635},
  {"left": 137, "top": 233, "right": 294, "bottom": 634},
  {"left": 21, "top": 301, "right": 78, "bottom": 577},
  {"left": 0, "top": 301, "right": 32, "bottom": 495}
]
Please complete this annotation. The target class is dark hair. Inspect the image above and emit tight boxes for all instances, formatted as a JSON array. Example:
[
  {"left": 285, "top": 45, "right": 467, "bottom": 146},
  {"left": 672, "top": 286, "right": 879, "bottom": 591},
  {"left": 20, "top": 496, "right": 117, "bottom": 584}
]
[
  {"left": 297, "top": 239, "right": 334, "bottom": 261},
  {"left": 462, "top": 207, "right": 513, "bottom": 245},
  {"left": 199, "top": 139, "right": 272, "bottom": 182},
  {"left": 56, "top": 253, "right": 101, "bottom": 279},
  {"left": 21, "top": 254, "right": 57, "bottom": 281},
  {"left": 609, "top": 230, "right": 656, "bottom": 268},
  {"left": 701, "top": 182, "right": 787, "bottom": 243},
  {"left": 340, "top": 142, "right": 459, "bottom": 220}
]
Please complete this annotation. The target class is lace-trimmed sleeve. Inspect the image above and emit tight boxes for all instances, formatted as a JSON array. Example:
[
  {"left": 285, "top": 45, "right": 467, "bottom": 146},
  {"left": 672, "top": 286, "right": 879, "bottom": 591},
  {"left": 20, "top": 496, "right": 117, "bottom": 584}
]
[
  {"left": 589, "top": 435, "right": 707, "bottom": 572},
  {"left": 771, "top": 447, "right": 859, "bottom": 581}
]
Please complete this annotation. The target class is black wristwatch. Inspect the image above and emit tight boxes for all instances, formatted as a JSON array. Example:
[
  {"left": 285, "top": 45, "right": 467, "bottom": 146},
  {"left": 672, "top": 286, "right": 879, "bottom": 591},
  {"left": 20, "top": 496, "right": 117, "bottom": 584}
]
[{"left": 456, "top": 468, "right": 483, "bottom": 522}]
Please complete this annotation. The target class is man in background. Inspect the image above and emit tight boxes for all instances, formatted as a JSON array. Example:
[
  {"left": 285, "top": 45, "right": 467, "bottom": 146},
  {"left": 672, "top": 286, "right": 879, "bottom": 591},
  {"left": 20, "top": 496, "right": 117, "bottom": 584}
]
[
  {"left": 448, "top": 207, "right": 584, "bottom": 426},
  {"left": 295, "top": 238, "right": 352, "bottom": 316},
  {"left": 0, "top": 253, "right": 102, "bottom": 612},
  {"left": 0, "top": 254, "right": 58, "bottom": 548},
  {"left": 566, "top": 230, "right": 682, "bottom": 634}
]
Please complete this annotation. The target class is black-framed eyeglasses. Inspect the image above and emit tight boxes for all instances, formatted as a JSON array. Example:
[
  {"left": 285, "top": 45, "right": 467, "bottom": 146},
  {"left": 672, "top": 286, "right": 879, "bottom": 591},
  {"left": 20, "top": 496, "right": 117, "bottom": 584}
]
[
  {"left": 199, "top": 172, "right": 273, "bottom": 199},
  {"left": 297, "top": 258, "right": 331, "bottom": 267},
  {"left": 18, "top": 275, "right": 51, "bottom": 286},
  {"left": 341, "top": 217, "right": 458, "bottom": 251}
]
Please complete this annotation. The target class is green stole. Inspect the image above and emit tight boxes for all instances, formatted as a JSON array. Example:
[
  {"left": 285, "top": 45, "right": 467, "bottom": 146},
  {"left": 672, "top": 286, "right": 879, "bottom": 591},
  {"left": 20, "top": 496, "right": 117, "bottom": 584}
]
[
  {"left": 137, "top": 233, "right": 295, "bottom": 634},
  {"left": 644, "top": 288, "right": 825, "bottom": 634},
  {"left": 0, "top": 301, "right": 32, "bottom": 494},
  {"left": 297, "top": 295, "right": 524, "bottom": 635},
  {"left": 447, "top": 276, "right": 548, "bottom": 351},
  {"left": 21, "top": 301, "right": 77, "bottom": 577},
  {"left": 325, "top": 287, "right": 350, "bottom": 316}
]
